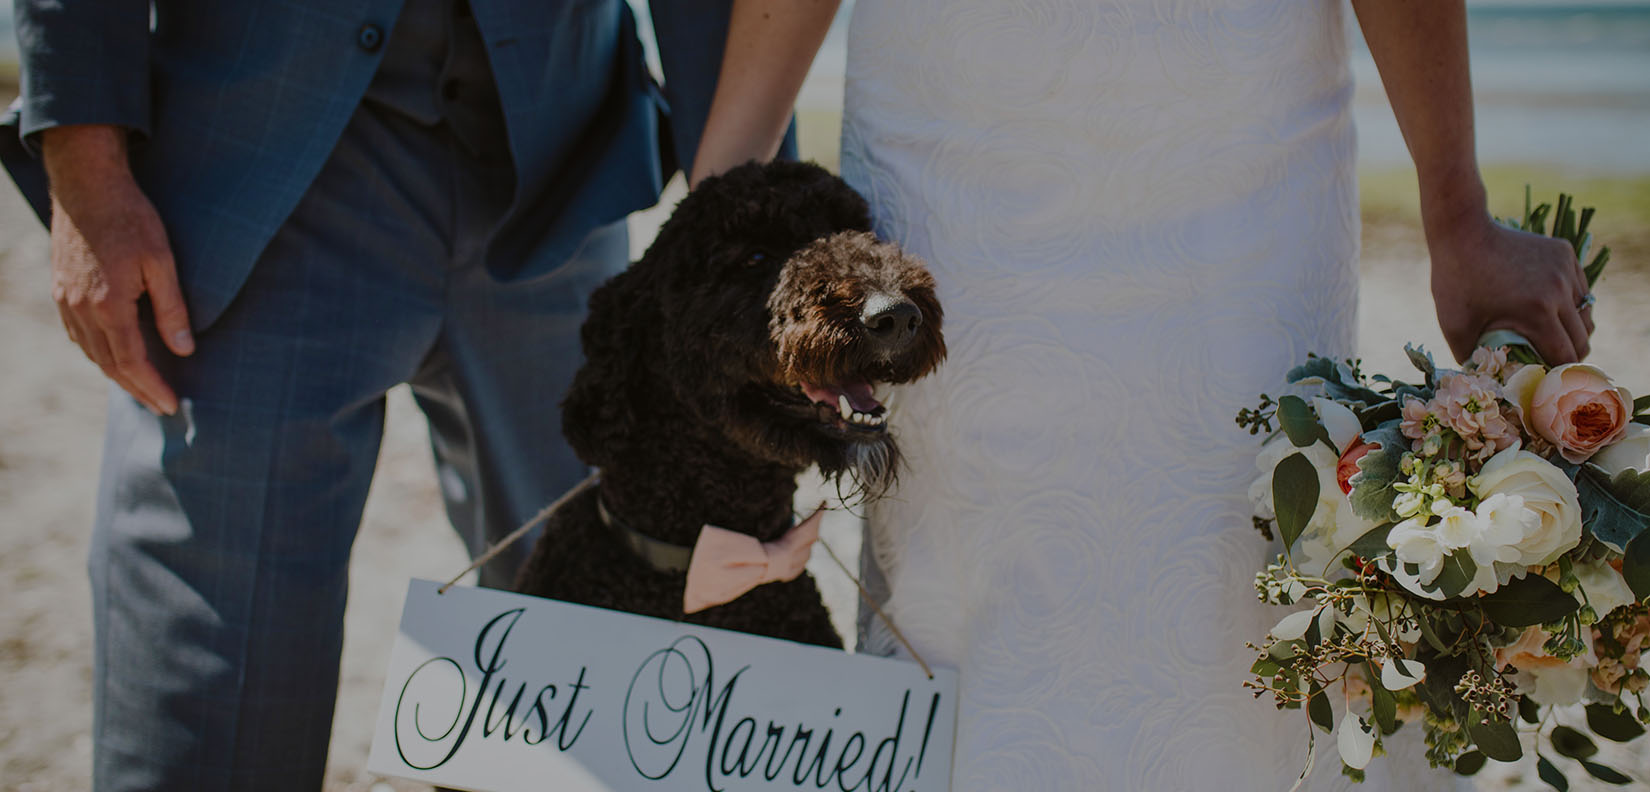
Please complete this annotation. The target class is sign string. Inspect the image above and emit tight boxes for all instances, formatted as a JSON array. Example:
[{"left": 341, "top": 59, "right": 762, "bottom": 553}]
[
  {"left": 438, "top": 472, "right": 599, "bottom": 594},
  {"left": 815, "top": 530, "right": 935, "bottom": 680},
  {"left": 437, "top": 477, "right": 934, "bottom": 679}
]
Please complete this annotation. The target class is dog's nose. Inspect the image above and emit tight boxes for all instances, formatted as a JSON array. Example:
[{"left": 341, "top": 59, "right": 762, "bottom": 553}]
[{"left": 860, "top": 293, "right": 922, "bottom": 348}]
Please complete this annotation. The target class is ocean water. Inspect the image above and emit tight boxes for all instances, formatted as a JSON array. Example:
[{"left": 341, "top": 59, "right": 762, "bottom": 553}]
[{"left": 1351, "top": 2, "right": 1650, "bottom": 171}]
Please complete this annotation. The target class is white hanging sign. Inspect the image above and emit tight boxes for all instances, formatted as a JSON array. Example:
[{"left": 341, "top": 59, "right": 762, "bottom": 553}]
[{"left": 368, "top": 579, "right": 957, "bottom": 792}]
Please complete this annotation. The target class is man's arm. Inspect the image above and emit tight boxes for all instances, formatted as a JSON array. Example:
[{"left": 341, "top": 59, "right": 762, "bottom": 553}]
[
  {"left": 686, "top": 0, "right": 840, "bottom": 188},
  {"left": 16, "top": 0, "right": 154, "bottom": 149},
  {"left": 1352, "top": 0, "right": 1592, "bottom": 364},
  {"left": 16, "top": 1, "right": 193, "bottom": 414},
  {"left": 44, "top": 125, "right": 192, "bottom": 416}
]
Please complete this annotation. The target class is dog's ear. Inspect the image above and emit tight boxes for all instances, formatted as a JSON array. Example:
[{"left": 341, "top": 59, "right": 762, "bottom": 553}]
[{"left": 561, "top": 270, "right": 650, "bottom": 467}]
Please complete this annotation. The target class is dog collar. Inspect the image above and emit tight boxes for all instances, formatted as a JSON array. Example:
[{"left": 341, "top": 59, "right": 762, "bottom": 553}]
[
  {"left": 595, "top": 495, "right": 697, "bottom": 574},
  {"left": 593, "top": 491, "right": 801, "bottom": 575}
]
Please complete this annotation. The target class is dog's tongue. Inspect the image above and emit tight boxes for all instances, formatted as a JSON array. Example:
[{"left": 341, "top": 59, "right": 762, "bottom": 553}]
[{"left": 801, "top": 381, "right": 881, "bottom": 412}]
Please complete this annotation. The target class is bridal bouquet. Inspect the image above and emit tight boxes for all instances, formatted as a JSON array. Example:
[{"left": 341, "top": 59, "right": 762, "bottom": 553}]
[{"left": 1239, "top": 195, "right": 1650, "bottom": 787}]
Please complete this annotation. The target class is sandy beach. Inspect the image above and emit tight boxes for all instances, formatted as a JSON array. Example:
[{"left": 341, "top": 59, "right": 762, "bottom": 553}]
[{"left": 4, "top": 30, "right": 1650, "bottom": 790}]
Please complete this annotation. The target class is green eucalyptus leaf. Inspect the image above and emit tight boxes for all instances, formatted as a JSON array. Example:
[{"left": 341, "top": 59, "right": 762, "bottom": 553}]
[
  {"left": 1415, "top": 604, "right": 1451, "bottom": 654},
  {"left": 1576, "top": 465, "right": 1650, "bottom": 552},
  {"left": 1348, "top": 523, "right": 1396, "bottom": 561},
  {"left": 1349, "top": 422, "right": 1407, "bottom": 523},
  {"left": 1633, "top": 395, "right": 1650, "bottom": 416},
  {"left": 1537, "top": 755, "right": 1569, "bottom": 791},
  {"left": 1454, "top": 750, "right": 1487, "bottom": 776},
  {"left": 1277, "top": 395, "right": 1333, "bottom": 450},
  {"left": 1273, "top": 452, "right": 1319, "bottom": 554},
  {"left": 1428, "top": 550, "right": 1478, "bottom": 600},
  {"left": 1370, "top": 674, "right": 1397, "bottom": 734},
  {"left": 1519, "top": 695, "right": 1541, "bottom": 725},
  {"left": 1550, "top": 725, "right": 1598, "bottom": 760},
  {"left": 1623, "top": 532, "right": 1650, "bottom": 604},
  {"left": 1585, "top": 703, "right": 1646, "bottom": 742},
  {"left": 1478, "top": 573, "right": 1580, "bottom": 626},
  {"left": 1580, "top": 760, "right": 1633, "bottom": 785},
  {"left": 1469, "top": 714, "right": 1522, "bottom": 762},
  {"left": 1308, "top": 681, "right": 1333, "bottom": 733}
]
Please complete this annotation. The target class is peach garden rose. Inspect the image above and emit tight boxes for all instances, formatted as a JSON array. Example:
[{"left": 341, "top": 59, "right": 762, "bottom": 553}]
[{"left": 1505, "top": 363, "right": 1634, "bottom": 464}]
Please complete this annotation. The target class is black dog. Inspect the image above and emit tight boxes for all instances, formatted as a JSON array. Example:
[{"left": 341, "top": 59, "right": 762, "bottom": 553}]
[{"left": 512, "top": 161, "right": 945, "bottom": 648}]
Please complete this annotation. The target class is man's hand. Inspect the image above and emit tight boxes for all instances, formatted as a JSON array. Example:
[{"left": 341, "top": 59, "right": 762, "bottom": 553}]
[
  {"left": 44, "top": 125, "right": 193, "bottom": 415},
  {"left": 1428, "top": 209, "right": 1592, "bottom": 365}
]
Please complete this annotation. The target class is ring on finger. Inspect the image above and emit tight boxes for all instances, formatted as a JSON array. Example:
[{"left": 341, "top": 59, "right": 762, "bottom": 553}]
[{"left": 1577, "top": 292, "right": 1597, "bottom": 310}]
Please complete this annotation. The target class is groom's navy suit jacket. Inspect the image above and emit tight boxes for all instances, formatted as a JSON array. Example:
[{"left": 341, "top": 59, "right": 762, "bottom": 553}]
[{"left": 2, "top": 0, "right": 774, "bottom": 330}]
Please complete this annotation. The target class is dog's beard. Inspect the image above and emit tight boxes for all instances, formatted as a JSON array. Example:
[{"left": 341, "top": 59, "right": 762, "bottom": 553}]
[{"left": 823, "top": 435, "right": 900, "bottom": 506}]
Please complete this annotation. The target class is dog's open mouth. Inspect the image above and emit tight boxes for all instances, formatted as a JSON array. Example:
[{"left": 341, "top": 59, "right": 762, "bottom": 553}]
[{"left": 799, "top": 381, "right": 887, "bottom": 433}]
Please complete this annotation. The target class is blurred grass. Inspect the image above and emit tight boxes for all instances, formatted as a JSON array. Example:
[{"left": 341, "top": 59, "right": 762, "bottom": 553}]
[
  {"left": 1361, "top": 165, "right": 1650, "bottom": 226},
  {"left": 1362, "top": 165, "right": 1650, "bottom": 273}
]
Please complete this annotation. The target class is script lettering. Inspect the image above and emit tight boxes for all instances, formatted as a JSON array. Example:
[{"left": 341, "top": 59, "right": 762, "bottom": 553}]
[
  {"left": 622, "top": 636, "right": 943, "bottom": 791},
  {"left": 392, "top": 608, "right": 592, "bottom": 770}
]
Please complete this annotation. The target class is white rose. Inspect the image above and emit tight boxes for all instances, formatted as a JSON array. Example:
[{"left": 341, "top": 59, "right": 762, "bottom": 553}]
[
  {"left": 1573, "top": 560, "right": 1636, "bottom": 620},
  {"left": 1469, "top": 446, "right": 1582, "bottom": 568},
  {"left": 1593, "top": 423, "right": 1650, "bottom": 477}
]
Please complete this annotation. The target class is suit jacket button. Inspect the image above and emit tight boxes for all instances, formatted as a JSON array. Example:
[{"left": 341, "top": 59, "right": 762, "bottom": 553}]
[{"left": 357, "top": 23, "right": 384, "bottom": 52}]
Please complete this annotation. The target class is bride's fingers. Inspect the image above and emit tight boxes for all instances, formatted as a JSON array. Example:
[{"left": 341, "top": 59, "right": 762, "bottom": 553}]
[
  {"left": 1558, "top": 304, "right": 1591, "bottom": 362},
  {"left": 1507, "top": 313, "right": 1576, "bottom": 366}
]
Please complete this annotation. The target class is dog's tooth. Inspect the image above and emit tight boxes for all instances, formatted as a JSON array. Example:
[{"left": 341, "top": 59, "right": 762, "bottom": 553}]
[{"left": 838, "top": 394, "right": 852, "bottom": 418}]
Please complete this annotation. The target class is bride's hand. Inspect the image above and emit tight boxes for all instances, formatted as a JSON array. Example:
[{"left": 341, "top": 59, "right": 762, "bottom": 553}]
[{"left": 1427, "top": 210, "right": 1592, "bottom": 365}]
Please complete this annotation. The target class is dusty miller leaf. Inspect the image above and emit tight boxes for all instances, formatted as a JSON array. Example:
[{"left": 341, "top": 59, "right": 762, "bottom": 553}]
[
  {"left": 1349, "top": 422, "right": 1406, "bottom": 523},
  {"left": 1576, "top": 464, "right": 1650, "bottom": 552}
]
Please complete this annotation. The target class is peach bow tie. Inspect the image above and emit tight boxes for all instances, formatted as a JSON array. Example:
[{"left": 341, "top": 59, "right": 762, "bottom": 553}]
[{"left": 682, "top": 507, "right": 825, "bottom": 614}]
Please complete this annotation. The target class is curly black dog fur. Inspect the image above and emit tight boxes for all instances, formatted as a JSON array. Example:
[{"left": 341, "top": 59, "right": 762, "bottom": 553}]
[{"left": 513, "top": 161, "right": 946, "bottom": 648}]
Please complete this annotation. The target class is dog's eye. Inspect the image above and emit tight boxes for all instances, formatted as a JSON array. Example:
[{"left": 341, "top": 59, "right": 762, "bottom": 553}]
[{"left": 749, "top": 253, "right": 767, "bottom": 266}]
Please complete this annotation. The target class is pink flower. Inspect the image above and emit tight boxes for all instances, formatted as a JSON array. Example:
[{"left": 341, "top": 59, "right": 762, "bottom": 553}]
[
  {"left": 1467, "top": 346, "right": 1523, "bottom": 383},
  {"left": 1432, "top": 374, "right": 1519, "bottom": 461},
  {"left": 1496, "top": 624, "right": 1597, "bottom": 705},
  {"left": 1506, "top": 364, "right": 1635, "bottom": 464},
  {"left": 1336, "top": 439, "right": 1379, "bottom": 494},
  {"left": 1592, "top": 605, "right": 1650, "bottom": 694},
  {"left": 1400, "top": 396, "right": 1436, "bottom": 447}
]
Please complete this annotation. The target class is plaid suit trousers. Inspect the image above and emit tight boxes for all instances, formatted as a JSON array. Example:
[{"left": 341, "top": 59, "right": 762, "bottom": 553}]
[{"left": 86, "top": 93, "right": 624, "bottom": 790}]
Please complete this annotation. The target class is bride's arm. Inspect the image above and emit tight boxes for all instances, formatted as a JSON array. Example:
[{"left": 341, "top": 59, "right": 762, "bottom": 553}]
[
  {"left": 1351, "top": 0, "right": 1592, "bottom": 364},
  {"left": 687, "top": 0, "right": 840, "bottom": 188}
]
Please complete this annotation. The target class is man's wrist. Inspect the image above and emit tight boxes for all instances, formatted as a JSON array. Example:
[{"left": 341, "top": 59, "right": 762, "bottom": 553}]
[
  {"left": 42, "top": 125, "right": 134, "bottom": 184},
  {"left": 42, "top": 124, "right": 140, "bottom": 214}
]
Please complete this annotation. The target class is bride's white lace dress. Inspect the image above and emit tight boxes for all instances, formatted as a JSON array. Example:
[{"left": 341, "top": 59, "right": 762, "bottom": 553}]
[{"left": 842, "top": 1, "right": 1459, "bottom": 788}]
